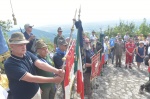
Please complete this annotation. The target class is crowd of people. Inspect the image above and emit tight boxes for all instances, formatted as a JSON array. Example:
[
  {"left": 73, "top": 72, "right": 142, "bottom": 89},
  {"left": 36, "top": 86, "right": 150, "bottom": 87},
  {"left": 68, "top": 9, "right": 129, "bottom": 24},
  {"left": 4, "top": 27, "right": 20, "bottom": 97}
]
[{"left": 2, "top": 23, "right": 150, "bottom": 99}]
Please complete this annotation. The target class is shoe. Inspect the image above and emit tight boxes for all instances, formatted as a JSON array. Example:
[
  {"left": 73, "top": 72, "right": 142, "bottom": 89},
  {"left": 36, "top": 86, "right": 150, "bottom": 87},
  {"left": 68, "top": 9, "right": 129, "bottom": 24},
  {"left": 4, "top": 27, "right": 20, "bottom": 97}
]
[
  {"left": 129, "top": 66, "right": 132, "bottom": 69},
  {"left": 139, "top": 85, "right": 144, "bottom": 94}
]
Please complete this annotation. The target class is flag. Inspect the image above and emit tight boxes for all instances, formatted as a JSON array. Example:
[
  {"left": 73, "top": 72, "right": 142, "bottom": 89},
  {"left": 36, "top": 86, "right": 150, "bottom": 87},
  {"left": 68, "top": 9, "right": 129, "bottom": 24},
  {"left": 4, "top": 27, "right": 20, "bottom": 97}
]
[
  {"left": 91, "top": 51, "right": 100, "bottom": 81},
  {"left": 0, "top": 26, "right": 9, "bottom": 54},
  {"left": 97, "top": 53, "right": 105, "bottom": 76},
  {"left": 64, "top": 41, "right": 75, "bottom": 99},
  {"left": 74, "top": 20, "right": 84, "bottom": 99}
]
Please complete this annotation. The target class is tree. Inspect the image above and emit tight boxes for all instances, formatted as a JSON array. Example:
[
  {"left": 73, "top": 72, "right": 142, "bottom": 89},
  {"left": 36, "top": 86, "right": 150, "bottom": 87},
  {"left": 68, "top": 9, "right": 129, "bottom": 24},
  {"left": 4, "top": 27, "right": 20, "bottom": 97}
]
[
  {"left": 0, "top": 20, "right": 12, "bottom": 41},
  {"left": 137, "top": 18, "right": 150, "bottom": 37},
  {"left": 104, "top": 20, "right": 136, "bottom": 37},
  {"left": 0, "top": 20, "right": 12, "bottom": 73}
]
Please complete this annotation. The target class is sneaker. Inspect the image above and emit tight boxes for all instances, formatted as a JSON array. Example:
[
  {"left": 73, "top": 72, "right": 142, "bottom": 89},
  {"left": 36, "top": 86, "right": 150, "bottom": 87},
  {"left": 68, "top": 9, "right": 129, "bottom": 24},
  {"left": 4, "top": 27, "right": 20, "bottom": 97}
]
[
  {"left": 129, "top": 66, "right": 132, "bottom": 69},
  {"left": 139, "top": 85, "right": 144, "bottom": 94}
]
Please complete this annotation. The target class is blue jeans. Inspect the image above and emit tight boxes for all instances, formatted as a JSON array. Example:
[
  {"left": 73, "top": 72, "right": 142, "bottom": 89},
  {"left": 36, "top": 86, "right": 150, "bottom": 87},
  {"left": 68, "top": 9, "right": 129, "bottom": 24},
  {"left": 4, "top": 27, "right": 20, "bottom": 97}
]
[{"left": 110, "top": 50, "right": 114, "bottom": 64}]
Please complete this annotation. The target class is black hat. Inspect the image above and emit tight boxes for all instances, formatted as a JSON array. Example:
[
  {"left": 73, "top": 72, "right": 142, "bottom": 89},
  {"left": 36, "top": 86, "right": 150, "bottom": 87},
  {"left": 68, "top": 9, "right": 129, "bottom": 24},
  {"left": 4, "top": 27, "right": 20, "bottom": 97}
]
[
  {"left": 57, "top": 37, "right": 68, "bottom": 46},
  {"left": 57, "top": 27, "right": 63, "bottom": 32}
]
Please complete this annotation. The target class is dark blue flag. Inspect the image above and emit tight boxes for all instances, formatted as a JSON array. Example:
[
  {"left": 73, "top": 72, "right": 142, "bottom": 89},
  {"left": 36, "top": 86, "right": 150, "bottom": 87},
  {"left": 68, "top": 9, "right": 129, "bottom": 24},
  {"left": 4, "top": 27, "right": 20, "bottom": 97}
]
[{"left": 0, "top": 26, "right": 9, "bottom": 54}]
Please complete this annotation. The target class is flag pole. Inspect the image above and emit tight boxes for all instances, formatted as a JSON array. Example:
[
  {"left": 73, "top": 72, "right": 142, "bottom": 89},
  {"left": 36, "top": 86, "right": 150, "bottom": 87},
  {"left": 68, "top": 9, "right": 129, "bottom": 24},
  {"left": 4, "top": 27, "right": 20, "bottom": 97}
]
[
  {"left": 54, "top": 9, "right": 77, "bottom": 99},
  {"left": 10, "top": 0, "right": 17, "bottom": 25},
  {"left": 62, "top": 9, "right": 77, "bottom": 61}
]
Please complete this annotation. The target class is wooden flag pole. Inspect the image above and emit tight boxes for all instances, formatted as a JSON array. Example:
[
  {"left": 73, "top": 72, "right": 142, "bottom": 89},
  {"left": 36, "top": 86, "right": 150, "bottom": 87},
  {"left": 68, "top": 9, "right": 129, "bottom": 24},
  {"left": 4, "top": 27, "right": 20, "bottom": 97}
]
[{"left": 10, "top": 0, "right": 17, "bottom": 25}]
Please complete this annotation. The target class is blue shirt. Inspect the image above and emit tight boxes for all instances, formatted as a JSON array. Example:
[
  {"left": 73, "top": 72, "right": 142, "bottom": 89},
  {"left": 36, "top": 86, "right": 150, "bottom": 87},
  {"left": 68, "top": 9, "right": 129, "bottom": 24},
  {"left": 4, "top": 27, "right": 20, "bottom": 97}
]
[
  {"left": 109, "top": 38, "right": 115, "bottom": 47},
  {"left": 85, "top": 49, "right": 94, "bottom": 73},
  {"left": 53, "top": 48, "right": 65, "bottom": 69},
  {"left": 24, "top": 32, "right": 34, "bottom": 53},
  {"left": 4, "top": 51, "right": 39, "bottom": 99}
]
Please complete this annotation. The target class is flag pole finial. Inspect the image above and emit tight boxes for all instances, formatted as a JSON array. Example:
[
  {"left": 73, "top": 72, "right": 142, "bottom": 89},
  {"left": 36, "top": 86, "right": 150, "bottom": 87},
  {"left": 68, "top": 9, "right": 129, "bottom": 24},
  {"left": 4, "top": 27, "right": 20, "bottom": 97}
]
[
  {"left": 78, "top": 5, "right": 81, "bottom": 20},
  {"left": 10, "top": 0, "right": 17, "bottom": 25}
]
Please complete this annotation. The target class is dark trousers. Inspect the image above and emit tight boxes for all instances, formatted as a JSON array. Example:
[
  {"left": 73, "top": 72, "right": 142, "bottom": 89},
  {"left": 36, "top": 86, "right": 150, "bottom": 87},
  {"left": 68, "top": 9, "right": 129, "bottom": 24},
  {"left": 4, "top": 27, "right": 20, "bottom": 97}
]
[
  {"left": 110, "top": 48, "right": 115, "bottom": 64},
  {"left": 83, "top": 73, "right": 92, "bottom": 99},
  {"left": 116, "top": 55, "right": 121, "bottom": 66}
]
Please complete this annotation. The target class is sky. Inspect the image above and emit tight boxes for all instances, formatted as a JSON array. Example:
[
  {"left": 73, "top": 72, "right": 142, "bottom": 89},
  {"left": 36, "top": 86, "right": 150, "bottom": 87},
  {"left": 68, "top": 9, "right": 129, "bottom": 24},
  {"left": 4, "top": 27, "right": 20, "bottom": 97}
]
[{"left": 0, "top": 0, "right": 150, "bottom": 28}]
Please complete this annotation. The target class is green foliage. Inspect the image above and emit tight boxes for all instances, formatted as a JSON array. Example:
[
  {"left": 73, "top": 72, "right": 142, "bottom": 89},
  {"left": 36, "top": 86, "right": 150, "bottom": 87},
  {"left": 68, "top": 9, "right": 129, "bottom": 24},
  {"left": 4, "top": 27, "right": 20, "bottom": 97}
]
[
  {"left": 137, "top": 18, "right": 150, "bottom": 37},
  {"left": 104, "top": 20, "right": 136, "bottom": 37},
  {"left": 0, "top": 20, "right": 12, "bottom": 73},
  {"left": 104, "top": 18, "right": 150, "bottom": 38},
  {"left": 41, "top": 37, "right": 54, "bottom": 52},
  {"left": 0, "top": 20, "right": 12, "bottom": 41}
]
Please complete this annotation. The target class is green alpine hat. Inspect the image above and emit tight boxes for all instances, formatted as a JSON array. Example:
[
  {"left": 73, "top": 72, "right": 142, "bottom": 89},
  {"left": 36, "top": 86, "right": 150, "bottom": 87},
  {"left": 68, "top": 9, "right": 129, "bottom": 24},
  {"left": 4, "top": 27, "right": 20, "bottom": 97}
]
[
  {"left": 9, "top": 32, "right": 29, "bottom": 44},
  {"left": 36, "top": 40, "right": 47, "bottom": 49}
]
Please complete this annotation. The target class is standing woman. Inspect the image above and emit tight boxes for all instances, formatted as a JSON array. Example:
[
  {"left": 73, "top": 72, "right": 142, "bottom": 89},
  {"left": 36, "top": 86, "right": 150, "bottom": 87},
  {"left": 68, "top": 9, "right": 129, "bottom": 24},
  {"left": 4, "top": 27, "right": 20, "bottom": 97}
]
[
  {"left": 136, "top": 41, "right": 145, "bottom": 69},
  {"left": 104, "top": 38, "right": 109, "bottom": 65}
]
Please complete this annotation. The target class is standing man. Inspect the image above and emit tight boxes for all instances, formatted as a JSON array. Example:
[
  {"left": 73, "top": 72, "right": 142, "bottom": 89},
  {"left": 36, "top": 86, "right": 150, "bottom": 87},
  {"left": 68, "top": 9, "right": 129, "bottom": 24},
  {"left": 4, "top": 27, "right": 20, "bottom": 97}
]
[
  {"left": 83, "top": 38, "right": 94, "bottom": 99},
  {"left": 147, "top": 33, "right": 150, "bottom": 43},
  {"left": 53, "top": 37, "right": 68, "bottom": 69},
  {"left": 109, "top": 35, "right": 116, "bottom": 64},
  {"left": 124, "top": 32, "right": 130, "bottom": 43},
  {"left": 116, "top": 33, "right": 121, "bottom": 41},
  {"left": 24, "top": 23, "right": 36, "bottom": 53},
  {"left": 54, "top": 27, "right": 63, "bottom": 51},
  {"left": 114, "top": 38, "right": 124, "bottom": 67},
  {"left": 90, "top": 30, "right": 97, "bottom": 52},
  {"left": 36, "top": 40, "right": 56, "bottom": 99},
  {"left": 53, "top": 37, "right": 68, "bottom": 99},
  {"left": 4, "top": 32, "right": 65, "bottom": 99},
  {"left": 125, "top": 38, "right": 135, "bottom": 69}
]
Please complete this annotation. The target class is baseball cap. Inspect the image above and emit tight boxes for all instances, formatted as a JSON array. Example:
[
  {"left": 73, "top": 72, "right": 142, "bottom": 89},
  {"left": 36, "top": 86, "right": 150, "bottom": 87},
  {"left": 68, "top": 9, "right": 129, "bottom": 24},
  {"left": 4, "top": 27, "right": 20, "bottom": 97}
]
[{"left": 24, "top": 24, "right": 34, "bottom": 29}]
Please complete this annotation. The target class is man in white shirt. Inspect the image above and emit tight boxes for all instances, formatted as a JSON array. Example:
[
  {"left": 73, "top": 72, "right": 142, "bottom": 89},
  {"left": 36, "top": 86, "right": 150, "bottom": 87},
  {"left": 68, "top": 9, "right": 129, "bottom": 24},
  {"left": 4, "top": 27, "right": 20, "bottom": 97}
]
[
  {"left": 124, "top": 32, "right": 130, "bottom": 42},
  {"left": 90, "top": 30, "right": 97, "bottom": 51}
]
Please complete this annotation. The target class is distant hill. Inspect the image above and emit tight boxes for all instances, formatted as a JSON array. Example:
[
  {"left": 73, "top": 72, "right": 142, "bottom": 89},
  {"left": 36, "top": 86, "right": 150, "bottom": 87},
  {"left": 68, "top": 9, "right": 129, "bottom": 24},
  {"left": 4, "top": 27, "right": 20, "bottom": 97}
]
[
  {"left": 8, "top": 29, "right": 56, "bottom": 42},
  {"left": 8, "top": 19, "right": 150, "bottom": 42}
]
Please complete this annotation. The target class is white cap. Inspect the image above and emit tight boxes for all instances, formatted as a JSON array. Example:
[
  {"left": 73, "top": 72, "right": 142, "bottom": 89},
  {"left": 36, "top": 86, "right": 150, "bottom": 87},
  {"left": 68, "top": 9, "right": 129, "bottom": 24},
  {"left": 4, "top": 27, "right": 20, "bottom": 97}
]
[{"left": 24, "top": 24, "right": 34, "bottom": 29}]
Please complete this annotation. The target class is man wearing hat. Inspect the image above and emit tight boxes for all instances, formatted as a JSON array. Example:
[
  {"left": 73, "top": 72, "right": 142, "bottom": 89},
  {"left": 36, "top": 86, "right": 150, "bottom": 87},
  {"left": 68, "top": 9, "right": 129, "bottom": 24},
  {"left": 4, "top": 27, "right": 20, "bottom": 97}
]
[
  {"left": 36, "top": 40, "right": 56, "bottom": 99},
  {"left": 54, "top": 27, "right": 63, "bottom": 51},
  {"left": 24, "top": 23, "right": 36, "bottom": 53},
  {"left": 114, "top": 37, "right": 124, "bottom": 67},
  {"left": 53, "top": 36, "right": 68, "bottom": 69},
  {"left": 53, "top": 37, "right": 68, "bottom": 99},
  {"left": 4, "top": 32, "right": 65, "bottom": 99},
  {"left": 90, "top": 30, "right": 97, "bottom": 52}
]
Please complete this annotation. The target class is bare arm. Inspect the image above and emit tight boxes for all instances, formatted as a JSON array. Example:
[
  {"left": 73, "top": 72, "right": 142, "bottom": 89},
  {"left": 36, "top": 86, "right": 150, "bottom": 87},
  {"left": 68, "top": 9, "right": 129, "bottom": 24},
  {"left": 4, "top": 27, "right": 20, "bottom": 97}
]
[
  {"left": 136, "top": 47, "right": 140, "bottom": 56},
  {"left": 144, "top": 47, "right": 146, "bottom": 56},
  {"left": 21, "top": 72, "right": 63, "bottom": 83},
  {"left": 85, "top": 63, "right": 92, "bottom": 67},
  {"left": 34, "top": 60, "right": 59, "bottom": 75}
]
